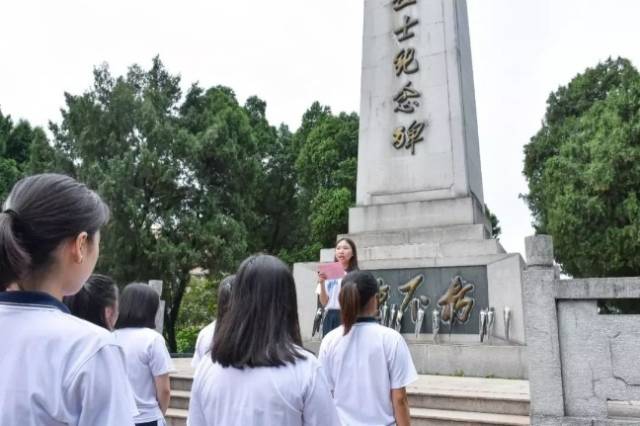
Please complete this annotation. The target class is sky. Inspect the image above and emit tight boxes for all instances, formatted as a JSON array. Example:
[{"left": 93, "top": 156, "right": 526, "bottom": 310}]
[{"left": 1, "top": 0, "right": 639, "bottom": 256}]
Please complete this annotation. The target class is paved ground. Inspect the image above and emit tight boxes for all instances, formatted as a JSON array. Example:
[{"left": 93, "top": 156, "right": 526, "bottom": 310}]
[
  {"left": 173, "top": 357, "right": 195, "bottom": 376},
  {"left": 407, "top": 375, "right": 529, "bottom": 400},
  {"left": 172, "top": 357, "right": 530, "bottom": 399}
]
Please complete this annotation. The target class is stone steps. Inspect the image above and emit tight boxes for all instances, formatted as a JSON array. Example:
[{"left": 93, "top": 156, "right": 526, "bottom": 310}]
[
  {"left": 166, "top": 366, "right": 531, "bottom": 426},
  {"left": 170, "top": 389, "right": 191, "bottom": 410},
  {"left": 357, "top": 239, "right": 505, "bottom": 262},
  {"left": 166, "top": 408, "right": 187, "bottom": 426},
  {"left": 339, "top": 224, "right": 489, "bottom": 248},
  {"left": 411, "top": 407, "right": 529, "bottom": 425}
]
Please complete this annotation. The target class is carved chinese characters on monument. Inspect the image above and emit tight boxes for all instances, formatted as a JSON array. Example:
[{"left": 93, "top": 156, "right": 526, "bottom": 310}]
[
  {"left": 392, "top": 0, "right": 417, "bottom": 12},
  {"left": 391, "top": 0, "right": 428, "bottom": 155},
  {"left": 392, "top": 120, "right": 425, "bottom": 154},
  {"left": 393, "top": 82, "right": 421, "bottom": 113},
  {"left": 437, "top": 276, "right": 475, "bottom": 324}
]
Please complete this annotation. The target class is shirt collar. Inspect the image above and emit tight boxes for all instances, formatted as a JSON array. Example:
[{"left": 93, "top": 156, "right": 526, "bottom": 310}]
[
  {"left": 355, "top": 316, "right": 378, "bottom": 324},
  {"left": 0, "top": 291, "right": 70, "bottom": 313}
]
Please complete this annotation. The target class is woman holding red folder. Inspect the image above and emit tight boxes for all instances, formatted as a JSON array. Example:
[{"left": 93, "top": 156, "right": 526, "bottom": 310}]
[{"left": 316, "top": 238, "right": 359, "bottom": 335}]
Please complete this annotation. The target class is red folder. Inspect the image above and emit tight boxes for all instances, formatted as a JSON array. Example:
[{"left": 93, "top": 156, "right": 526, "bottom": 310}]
[{"left": 318, "top": 262, "right": 345, "bottom": 280}]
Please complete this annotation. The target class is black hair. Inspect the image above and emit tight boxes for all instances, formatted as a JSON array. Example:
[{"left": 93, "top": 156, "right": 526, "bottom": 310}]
[
  {"left": 63, "top": 274, "right": 118, "bottom": 329},
  {"left": 335, "top": 237, "right": 359, "bottom": 272},
  {"left": 115, "top": 283, "right": 159, "bottom": 329},
  {"left": 339, "top": 271, "right": 379, "bottom": 335},
  {"left": 0, "top": 173, "right": 110, "bottom": 290},
  {"left": 211, "top": 255, "right": 304, "bottom": 368},
  {"left": 216, "top": 274, "right": 235, "bottom": 324}
]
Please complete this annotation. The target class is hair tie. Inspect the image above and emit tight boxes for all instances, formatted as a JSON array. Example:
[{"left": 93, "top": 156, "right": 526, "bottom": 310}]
[{"left": 2, "top": 208, "right": 18, "bottom": 219}]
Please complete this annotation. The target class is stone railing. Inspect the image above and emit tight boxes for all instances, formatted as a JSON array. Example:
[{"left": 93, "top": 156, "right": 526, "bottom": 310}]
[{"left": 523, "top": 235, "right": 640, "bottom": 425}]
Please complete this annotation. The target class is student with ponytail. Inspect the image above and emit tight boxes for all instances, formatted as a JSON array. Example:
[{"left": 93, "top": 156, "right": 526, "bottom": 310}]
[
  {"left": 319, "top": 271, "right": 417, "bottom": 426},
  {"left": 0, "top": 174, "right": 137, "bottom": 425}
]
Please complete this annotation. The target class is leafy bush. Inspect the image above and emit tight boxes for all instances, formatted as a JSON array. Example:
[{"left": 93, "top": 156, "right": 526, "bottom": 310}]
[{"left": 175, "top": 325, "right": 201, "bottom": 353}]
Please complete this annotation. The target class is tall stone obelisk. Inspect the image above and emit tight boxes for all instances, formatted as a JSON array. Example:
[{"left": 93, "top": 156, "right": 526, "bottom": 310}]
[
  {"left": 297, "top": 1, "right": 528, "bottom": 378},
  {"left": 350, "top": 0, "right": 487, "bottom": 234}
]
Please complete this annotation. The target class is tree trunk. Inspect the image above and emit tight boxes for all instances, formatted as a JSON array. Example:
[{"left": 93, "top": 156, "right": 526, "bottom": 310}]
[{"left": 165, "top": 274, "right": 189, "bottom": 352}]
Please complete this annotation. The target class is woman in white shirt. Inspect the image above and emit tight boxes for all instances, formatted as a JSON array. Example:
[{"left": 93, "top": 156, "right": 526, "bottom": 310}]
[
  {"left": 319, "top": 271, "right": 418, "bottom": 426},
  {"left": 0, "top": 173, "right": 137, "bottom": 426},
  {"left": 188, "top": 254, "right": 340, "bottom": 426},
  {"left": 191, "top": 274, "right": 234, "bottom": 368},
  {"left": 114, "top": 283, "right": 175, "bottom": 426},
  {"left": 316, "top": 238, "right": 359, "bottom": 335}
]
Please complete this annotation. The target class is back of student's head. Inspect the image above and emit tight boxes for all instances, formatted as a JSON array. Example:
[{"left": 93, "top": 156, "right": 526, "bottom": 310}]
[
  {"left": 0, "top": 173, "right": 110, "bottom": 291},
  {"left": 63, "top": 274, "right": 119, "bottom": 330},
  {"left": 216, "top": 274, "right": 235, "bottom": 324},
  {"left": 212, "top": 255, "right": 304, "bottom": 368},
  {"left": 339, "top": 271, "right": 379, "bottom": 335},
  {"left": 115, "top": 283, "right": 159, "bottom": 329}
]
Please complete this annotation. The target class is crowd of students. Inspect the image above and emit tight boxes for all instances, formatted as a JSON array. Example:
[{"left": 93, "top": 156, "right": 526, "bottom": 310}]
[{"left": 0, "top": 173, "right": 417, "bottom": 426}]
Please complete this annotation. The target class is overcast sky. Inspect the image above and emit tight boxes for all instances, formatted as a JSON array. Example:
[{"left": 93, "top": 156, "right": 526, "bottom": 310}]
[{"left": 1, "top": 0, "right": 639, "bottom": 256}]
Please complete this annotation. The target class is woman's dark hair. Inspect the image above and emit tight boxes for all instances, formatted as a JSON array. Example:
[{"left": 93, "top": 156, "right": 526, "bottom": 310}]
[
  {"left": 115, "top": 283, "right": 159, "bottom": 329},
  {"left": 211, "top": 255, "right": 304, "bottom": 368},
  {"left": 216, "top": 274, "right": 235, "bottom": 324},
  {"left": 339, "top": 271, "right": 379, "bottom": 335},
  {"left": 63, "top": 274, "right": 118, "bottom": 329},
  {"left": 0, "top": 173, "right": 110, "bottom": 290},
  {"left": 335, "top": 238, "right": 359, "bottom": 272}
]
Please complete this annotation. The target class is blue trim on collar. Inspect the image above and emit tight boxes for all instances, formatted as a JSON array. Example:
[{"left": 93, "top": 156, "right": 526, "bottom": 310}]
[
  {"left": 0, "top": 291, "right": 70, "bottom": 313},
  {"left": 355, "top": 316, "right": 378, "bottom": 324}
]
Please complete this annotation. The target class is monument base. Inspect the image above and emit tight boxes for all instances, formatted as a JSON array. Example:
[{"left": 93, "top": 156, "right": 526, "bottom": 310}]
[
  {"left": 293, "top": 201, "right": 528, "bottom": 379},
  {"left": 304, "top": 335, "right": 528, "bottom": 380},
  {"left": 348, "top": 196, "right": 490, "bottom": 234}
]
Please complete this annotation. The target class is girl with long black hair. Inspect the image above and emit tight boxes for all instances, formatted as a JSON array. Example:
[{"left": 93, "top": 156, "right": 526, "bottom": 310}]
[{"left": 188, "top": 254, "right": 340, "bottom": 426}]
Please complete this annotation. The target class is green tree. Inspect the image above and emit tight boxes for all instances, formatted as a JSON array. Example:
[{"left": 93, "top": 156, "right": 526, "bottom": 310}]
[
  {"left": 0, "top": 109, "right": 53, "bottom": 199},
  {"left": 523, "top": 57, "right": 640, "bottom": 277},
  {"left": 484, "top": 204, "right": 502, "bottom": 239},
  {"left": 51, "top": 58, "right": 250, "bottom": 350},
  {"left": 279, "top": 103, "right": 358, "bottom": 263}
]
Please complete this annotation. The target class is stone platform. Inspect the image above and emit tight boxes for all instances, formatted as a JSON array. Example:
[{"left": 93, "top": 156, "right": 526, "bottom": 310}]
[
  {"left": 305, "top": 335, "right": 528, "bottom": 380},
  {"left": 167, "top": 358, "right": 531, "bottom": 426}
]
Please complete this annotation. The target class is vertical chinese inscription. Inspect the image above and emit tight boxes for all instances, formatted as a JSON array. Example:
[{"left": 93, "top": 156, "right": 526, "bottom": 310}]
[{"left": 391, "top": 0, "right": 428, "bottom": 155}]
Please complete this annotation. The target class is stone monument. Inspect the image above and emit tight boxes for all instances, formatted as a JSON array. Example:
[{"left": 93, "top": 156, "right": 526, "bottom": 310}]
[{"left": 295, "top": 0, "right": 528, "bottom": 379}]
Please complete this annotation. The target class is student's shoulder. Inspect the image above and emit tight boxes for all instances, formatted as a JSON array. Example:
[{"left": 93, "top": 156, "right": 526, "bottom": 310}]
[
  {"left": 139, "top": 327, "right": 167, "bottom": 345},
  {"left": 320, "top": 326, "right": 345, "bottom": 347},
  {"left": 199, "top": 320, "right": 216, "bottom": 336},
  {"left": 59, "top": 312, "right": 113, "bottom": 344},
  {"left": 373, "top": 324, "right": 407, "bottom": 345}
]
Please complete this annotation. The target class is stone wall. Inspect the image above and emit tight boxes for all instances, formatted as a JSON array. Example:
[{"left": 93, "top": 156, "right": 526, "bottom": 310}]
[{"left": 523, "top": 235, "right": 640, "bottom": 425}]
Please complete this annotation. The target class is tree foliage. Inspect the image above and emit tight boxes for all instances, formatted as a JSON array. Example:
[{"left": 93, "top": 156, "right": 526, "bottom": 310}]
[
  {"left": 50, "top": 58, "right": 253, "bottom": 349},
  {"left": 1, "top": 58, "right": 359, "bottom": 350},
  {"left": 0, "top": 109, "right": 55, "bottom": 199},
  {"left": 523, "top": 57, "right": 640, "bottom": 277}
]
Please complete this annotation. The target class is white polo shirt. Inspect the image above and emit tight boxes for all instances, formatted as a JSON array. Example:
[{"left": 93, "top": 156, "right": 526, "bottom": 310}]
[
  {"left": 0, "top": 291, "right": 138, "bottom": 426},
  {"left": 113, "top": 327, "right": 175, "bottom": 424},
  {"left": 187, "top": 348, "right": 341, "bottom": 426},
  {"left": 315, "top": 278, "right": 343, "bottom": 310},
  {"left": 319, "top": 319, "right": 418, "bottom": 426},
  {"left": 191, "top": 320, "right": 216, "bottom": 368}
]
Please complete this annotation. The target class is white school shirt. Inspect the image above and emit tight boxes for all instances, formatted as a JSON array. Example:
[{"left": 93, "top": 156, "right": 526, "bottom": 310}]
[
  {"left": 319, "top": 320, "right": 418, "bottom": 426},
  {"left": 187, "top": 348, "right": 341, "bottom": 426},
  {"left": 113, "top": 327, "right": 176, "bottom": 423},
  {"left": 0, "top": 291, "right": 138, "bottom": 426},
  {"left": 315, "top": 277, "right": 343, "bottom": 310},
  {"left": 191, "top": 320, "right": 216, "bottom": 368}
]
